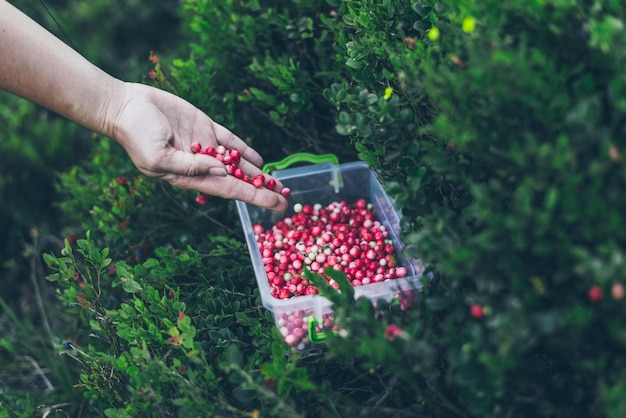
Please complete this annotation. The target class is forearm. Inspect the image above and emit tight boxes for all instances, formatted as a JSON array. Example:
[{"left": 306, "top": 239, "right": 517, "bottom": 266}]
[{"left": 0, "top": 0, "right": 124, "bottom": 137}]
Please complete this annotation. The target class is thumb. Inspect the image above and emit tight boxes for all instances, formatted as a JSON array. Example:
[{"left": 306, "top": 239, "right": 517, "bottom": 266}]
[{"left": 158, "top": 149, "right": 227, "bottom": 178}]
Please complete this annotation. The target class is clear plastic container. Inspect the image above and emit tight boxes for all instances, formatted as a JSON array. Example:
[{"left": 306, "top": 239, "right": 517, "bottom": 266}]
[{"left": 236, "top": 161, "right": 424, "bottom": 350}]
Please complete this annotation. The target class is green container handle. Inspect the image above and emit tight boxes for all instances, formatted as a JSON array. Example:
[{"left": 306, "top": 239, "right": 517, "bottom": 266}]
[
  {"left": 262, "top": 152, "right": 339, "bottom": 174},
  {"left": 307, "top": 316, "right": 338, "bottom": 345}
]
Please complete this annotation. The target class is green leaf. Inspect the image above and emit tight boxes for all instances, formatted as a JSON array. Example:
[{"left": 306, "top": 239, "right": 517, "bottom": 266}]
[
  {"left": 235, "top": 311, "right": 250, "bottom": 326},
  {"left": 121, "top": 277, "right": 142, "bottom": 294}
]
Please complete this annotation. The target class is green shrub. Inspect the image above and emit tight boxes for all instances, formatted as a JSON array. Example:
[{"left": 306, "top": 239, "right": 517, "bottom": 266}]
[
  {"left": 0, "top": 0, "right": 184, "bottom": 303},
  {"left": 326, "top": 1, "right": 626, "bottom": 417},
  {"left": 164, "top": 0, "right": 358, "bottom": 163},
  {"left": 4, "top": 0, "right": 626, "bottom": 417}
]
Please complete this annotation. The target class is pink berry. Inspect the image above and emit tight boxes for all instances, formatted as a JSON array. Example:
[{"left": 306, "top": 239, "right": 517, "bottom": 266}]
[
  {"left": 588, "top": 286, "right": 603, "bottom": 303},
  {"left": 229, "top": 149, "right": 241, "bottom": 162},
  {"left": 284, "top": 334, "right": 297, "bottom": 345},
  {"left": 254, "top": 199, "right": 413, "bottom": 300},
  {"left": 195, "top": 194, "right": 208, "bottom": 205},
  {"left": 612, "top": 283, "right": 625, "bottom": 300},
  {"left": 190, "top": 141, "right": 202, "bottom": 154},
  {"left": 470, "top": 304, "right": 484, "bottom": 319},
  {"left": 395, "top": 266, "right": 408, "bottom": 278},
  {"left": 281, "top": 187, "right": 291, "bottom": 197}
]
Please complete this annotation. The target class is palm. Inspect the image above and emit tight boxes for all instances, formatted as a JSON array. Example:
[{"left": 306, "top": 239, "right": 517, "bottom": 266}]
[{"left": 113, "top": 83, "right": 287, "bottom": 211}]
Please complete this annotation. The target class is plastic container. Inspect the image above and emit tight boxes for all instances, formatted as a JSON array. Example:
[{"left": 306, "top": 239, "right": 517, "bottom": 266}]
[{"left": 236, "top": 157, "right": 425, "bottom": 350}]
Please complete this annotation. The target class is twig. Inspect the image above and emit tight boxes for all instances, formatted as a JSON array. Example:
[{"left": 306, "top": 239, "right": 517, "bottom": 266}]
[
  {"left": 22, "top": 355, "right": 54, "bottom": 392},
  {"left": 27, "top": 231, "right": 55, "bottom": 345}
]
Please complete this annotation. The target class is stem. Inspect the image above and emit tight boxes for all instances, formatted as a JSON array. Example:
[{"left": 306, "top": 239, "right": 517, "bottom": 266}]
[
  {"left": 226, "top": 364, "right": 304, "bottom": 418},
  {"left": 22, "top": 355, "right": 54, "bottom": 392},
  {"left": 28, "top": 231, "right": 55, "bottom": 344}
]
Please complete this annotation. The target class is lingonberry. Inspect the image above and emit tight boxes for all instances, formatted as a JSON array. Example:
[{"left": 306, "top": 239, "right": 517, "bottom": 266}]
[
  {"left": 470, "top": 304, "right": 485, "bottom": 319},
  {"left": 588, "top": 285, "right": 603, "bottom": 303},
  {"left": 252, "top": 174, "right": 265, "bottom": 188},
  {"left": 229, "top": 148, "right": 241, "bottom": 162},
  {"left": 256, "top": 199, "right": 414, "bottom": 301},
  {"left": 190, "top": 142, "right": 202, "bottom": 154},
  {"left": 195, "top": 194, "right": 208, "bottom": 205},
  {"left": 203, "top": 146, "right": 216, "bottom": 157},
  {"left": 190, "top": 143, "right": 285, "bottom": 197}
]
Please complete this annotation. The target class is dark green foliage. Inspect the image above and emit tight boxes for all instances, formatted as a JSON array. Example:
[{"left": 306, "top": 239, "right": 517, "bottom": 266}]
[
  {"left": 0, "top": 0, "right": 184, "bottom": 308},
  {"left": 165, "top": 0, "right": 358, "bottom": 163},
  {"left": 3, "top": 0, "right": 626, "bottom": 417}
]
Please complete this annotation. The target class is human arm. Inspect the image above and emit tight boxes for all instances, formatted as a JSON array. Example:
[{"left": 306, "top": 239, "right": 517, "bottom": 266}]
[{"left": 0, "top": 0, "right": 288, "bottom": 211}]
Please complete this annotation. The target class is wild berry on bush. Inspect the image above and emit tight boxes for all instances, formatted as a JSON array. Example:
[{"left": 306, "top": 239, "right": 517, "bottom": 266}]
[
  {"left": 195, "top": 194, "right": 208, "bottom": 205},
  {"left": 470, "top": 304, "right": 485, "bottom": 319},
  {"left": 254, "top": 199, "right": 405, "bottom": 299},
  {"left": 384, "top": 324, "right": 405, "bottom": 341},
  {"left": 588, "top": 286, "right": 603, "bottom": 303}
]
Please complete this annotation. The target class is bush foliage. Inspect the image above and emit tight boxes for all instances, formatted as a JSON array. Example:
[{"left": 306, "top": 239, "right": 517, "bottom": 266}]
[{"left": 2, "top": 0, "right": 626, "bottom": 417}]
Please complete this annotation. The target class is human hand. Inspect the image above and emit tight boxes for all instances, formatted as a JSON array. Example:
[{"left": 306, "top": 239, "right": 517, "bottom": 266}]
[{"left": 109, "top": 82, "right": 288, "bottom": 211}]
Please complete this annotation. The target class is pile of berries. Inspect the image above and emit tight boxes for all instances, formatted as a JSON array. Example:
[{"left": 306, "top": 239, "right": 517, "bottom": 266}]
[
  {"left": 253, "top": 199, "right": 409, "bottom": 300},
  {"left": 276, "top": 309, "right": 336, "bottom": 350},
  {"left": 191, "top": 141, "right": 290, "bottom": 197}
]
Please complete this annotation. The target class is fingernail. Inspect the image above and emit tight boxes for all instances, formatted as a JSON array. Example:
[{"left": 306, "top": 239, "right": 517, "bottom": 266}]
[{"left": 209, "top": 167, "right": 227, "bottom": 177}]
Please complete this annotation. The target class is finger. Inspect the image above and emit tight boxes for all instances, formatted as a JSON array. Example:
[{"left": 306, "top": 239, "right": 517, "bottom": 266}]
[
  {"left": 153, "top": 149, "right": 226, "bottom": 178},
  {"left": 210, "top": 124, "right": 264, "bottom": 167},
  {"left": 153, "top": 148, "right": 288, "bottom": 211},
  {"left": 184, "top": 174, "right": 289, "bottom": 212}
]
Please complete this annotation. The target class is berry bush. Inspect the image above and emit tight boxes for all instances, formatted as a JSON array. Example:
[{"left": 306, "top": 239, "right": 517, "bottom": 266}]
[{"left": 3, "top": 0, "right": 626, "bottom": 417}]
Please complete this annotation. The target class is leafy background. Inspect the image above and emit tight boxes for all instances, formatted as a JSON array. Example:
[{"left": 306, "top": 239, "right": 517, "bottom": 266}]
[{"left": 2, "top": 1, "right": 626, "bottom": 417}]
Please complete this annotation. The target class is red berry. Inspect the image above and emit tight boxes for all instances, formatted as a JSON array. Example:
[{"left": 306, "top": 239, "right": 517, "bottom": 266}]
[
  {"left": 233, "top": 168, "right": 244, "bottom": 179},
  {"left": 470, "top": 304, "right": 484, "bottom": 319},
  {"left": 190, "top": 142, "right": 202, "bottom": 154},
  {"left": 266, "top": 178, "right": 277, "bottom": 191},
  {"left": 281, "top": 187, "right": 291, "bottom": 197},
  {"left": 252, "top": 174, "right": 265, "bottom": 188},
  {"left": 203, "top": 146, "right": 216, "bottom": 157},
  {"left": 588, "top": 286, "right": 603, "bottom": 303},
  {"left": 229, "top": 149, "right": 241, "bottom": 162},
  {"left": 255, "top": 199, "right": 411, "bottom": 300},
  {"left": 195, "top": 194, "right": 208, "bottom": 205}
]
